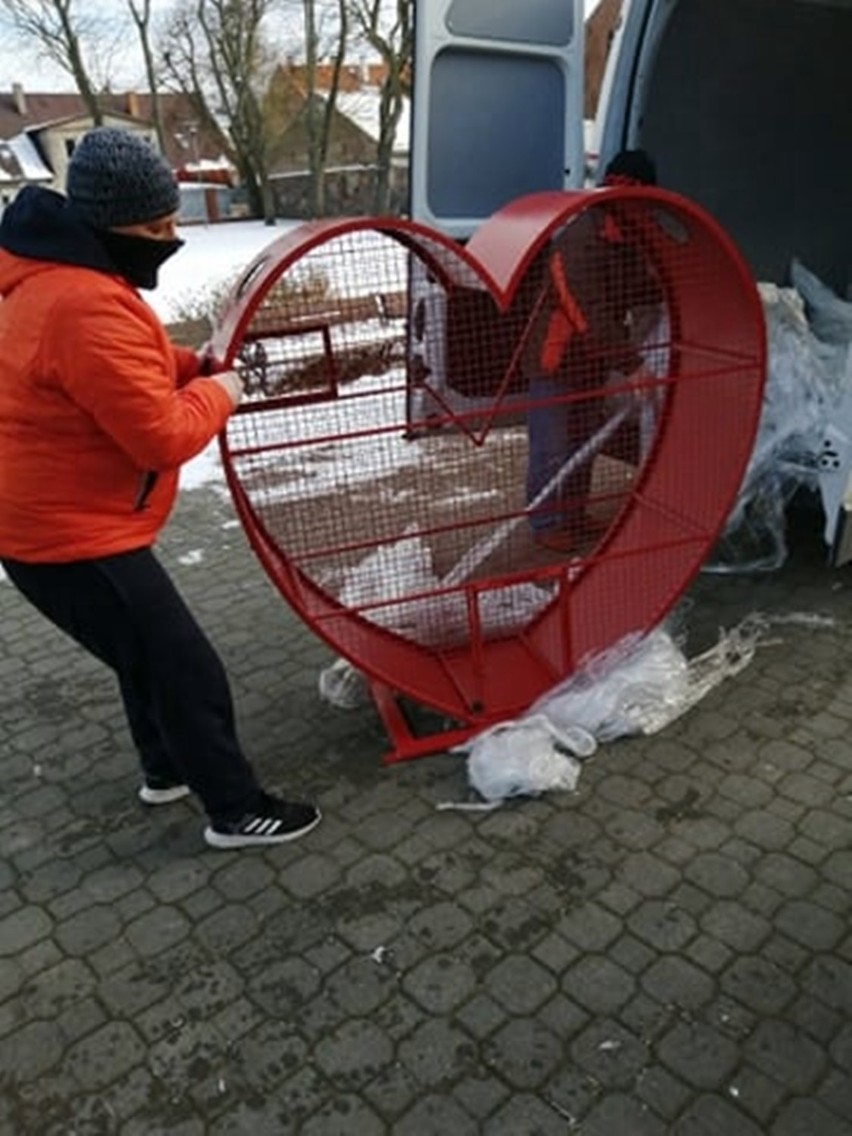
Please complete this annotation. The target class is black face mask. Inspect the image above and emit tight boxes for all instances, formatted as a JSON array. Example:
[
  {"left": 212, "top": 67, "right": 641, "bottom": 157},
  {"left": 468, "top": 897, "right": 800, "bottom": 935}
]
[{"left": 98, "top": 230, "right": 184, "bottom": 290}]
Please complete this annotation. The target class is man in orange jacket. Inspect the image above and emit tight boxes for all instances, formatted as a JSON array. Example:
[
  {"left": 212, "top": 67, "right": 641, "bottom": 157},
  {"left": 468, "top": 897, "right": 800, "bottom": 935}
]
[{"left": 0, "top": 127, "right": 320, "bottom": 850}]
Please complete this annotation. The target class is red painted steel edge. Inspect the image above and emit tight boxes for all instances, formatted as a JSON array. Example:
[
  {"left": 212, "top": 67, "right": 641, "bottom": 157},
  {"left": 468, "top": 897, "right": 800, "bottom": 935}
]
[{"left": 213, "top": 189, "right": 767, "bottom": 760}]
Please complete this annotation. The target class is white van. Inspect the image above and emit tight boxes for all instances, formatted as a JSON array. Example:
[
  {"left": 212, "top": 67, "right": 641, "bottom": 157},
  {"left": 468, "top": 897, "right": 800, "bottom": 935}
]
[{"left": 409, "top": 0, "right": 852, "bottom": 561}]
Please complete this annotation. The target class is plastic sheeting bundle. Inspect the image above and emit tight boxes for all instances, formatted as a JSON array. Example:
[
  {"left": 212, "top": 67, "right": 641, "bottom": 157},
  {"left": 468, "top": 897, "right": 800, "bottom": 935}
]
[
  {"left": 455, "top": 618, "right": 762, "bottom": 804},
  {"left": 708, "top": 260, "right": 852, "bottom": 572},
  {"left": 322, "top": 611, "right": 832, "bottom": 805}
]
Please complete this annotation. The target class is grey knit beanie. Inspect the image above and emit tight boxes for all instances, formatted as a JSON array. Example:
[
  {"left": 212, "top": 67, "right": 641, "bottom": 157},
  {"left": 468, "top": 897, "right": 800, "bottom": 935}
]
[{"left": 66, "top": 127, "right": 180, "bottom": 230}]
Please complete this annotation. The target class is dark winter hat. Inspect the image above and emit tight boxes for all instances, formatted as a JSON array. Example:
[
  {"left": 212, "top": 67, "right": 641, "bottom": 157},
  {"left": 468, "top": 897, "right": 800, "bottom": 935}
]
[
  {"left": 603, "top": 148, "right": 657, "bottom": 187},
  {"left": 66, "top": 127, "right": 179, "bottom": 230}
]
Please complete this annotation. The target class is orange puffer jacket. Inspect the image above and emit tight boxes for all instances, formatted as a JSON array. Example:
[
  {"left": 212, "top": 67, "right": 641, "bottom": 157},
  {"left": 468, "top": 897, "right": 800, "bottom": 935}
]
[{"left": 0, "top": 249, "right": 233, "bottom": 562}]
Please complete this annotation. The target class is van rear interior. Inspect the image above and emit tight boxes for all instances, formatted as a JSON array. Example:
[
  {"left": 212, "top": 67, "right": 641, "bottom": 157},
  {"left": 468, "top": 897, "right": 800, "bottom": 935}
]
[{"left": 631, "top": 0, "right": 851, "bottom": 294}]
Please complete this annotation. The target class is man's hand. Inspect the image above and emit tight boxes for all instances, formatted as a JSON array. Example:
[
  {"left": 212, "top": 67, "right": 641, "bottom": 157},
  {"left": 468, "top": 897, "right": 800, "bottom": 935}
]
[
  {"left": 604, "top": 363, "right": 654, "bottom": 412},
  {"left": 209, "top": 370, "right": 244, "bottom": 409},
  {"left": 197, "top": 342, "right": 228, "bottom": 376}
]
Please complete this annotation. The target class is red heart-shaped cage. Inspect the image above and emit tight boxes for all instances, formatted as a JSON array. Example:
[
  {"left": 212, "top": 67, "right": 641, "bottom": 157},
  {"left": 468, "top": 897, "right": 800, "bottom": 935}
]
[{"left": 211, "top": 188, "right": 765, "bottom": 760}]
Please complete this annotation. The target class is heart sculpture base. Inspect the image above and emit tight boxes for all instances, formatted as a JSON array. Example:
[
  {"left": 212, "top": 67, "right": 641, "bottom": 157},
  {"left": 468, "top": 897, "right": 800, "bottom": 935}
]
[{"left": 212, "top": 188, "right": 766, "bottom": 762}]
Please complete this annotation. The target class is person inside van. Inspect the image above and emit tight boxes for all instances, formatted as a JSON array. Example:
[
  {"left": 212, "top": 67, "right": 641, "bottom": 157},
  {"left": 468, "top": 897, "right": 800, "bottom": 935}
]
[{"left": 524, "top": 149, "right": 663, "bottom": 552}]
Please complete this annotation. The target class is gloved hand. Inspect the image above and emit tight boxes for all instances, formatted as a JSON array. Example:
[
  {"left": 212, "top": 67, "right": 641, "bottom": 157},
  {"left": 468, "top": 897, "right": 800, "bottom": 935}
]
[{"left": 210, "top": 370, "right": 244, "bottom": 408}]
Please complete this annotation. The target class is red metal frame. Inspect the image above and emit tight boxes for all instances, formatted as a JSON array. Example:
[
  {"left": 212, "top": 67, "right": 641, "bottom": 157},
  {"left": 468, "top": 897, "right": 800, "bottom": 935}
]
[{"left": 212, "top": 189, "right": 767, "bottom": 763}]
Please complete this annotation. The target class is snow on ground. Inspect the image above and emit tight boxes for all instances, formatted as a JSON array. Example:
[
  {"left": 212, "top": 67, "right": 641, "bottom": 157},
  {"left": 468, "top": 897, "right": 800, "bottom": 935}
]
[
  {"left": 227, "top": 369, "right": 421, "bottom": 504},
  {"left": 151, "top": 218, "right": 303, "bottom": 492},
  {"left": 180, "top": 436, "right": 227, "bottom": 492},
  {"left": 149, "top": 218, "right": 301, "bottom": 325},
  {"left": 158, "top": 219, "right": 412, "bottom": 494}
]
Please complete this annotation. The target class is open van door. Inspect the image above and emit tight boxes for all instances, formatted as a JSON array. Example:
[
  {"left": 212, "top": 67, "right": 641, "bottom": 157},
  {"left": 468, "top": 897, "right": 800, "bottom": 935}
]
[
  {"left": 409, "top": 0, "right": 586, "bottom": 239},
  {"left": 407, "top": 0, "right": 586, "bottom": 433},
  {"left": 597, "top": 0, "right": 852, "bottom": 566}
]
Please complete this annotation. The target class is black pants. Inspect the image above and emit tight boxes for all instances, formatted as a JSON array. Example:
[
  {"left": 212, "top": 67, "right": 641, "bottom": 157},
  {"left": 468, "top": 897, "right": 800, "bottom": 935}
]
[{"left": 2, "top": 548, "right": 261, "bottom": 822}]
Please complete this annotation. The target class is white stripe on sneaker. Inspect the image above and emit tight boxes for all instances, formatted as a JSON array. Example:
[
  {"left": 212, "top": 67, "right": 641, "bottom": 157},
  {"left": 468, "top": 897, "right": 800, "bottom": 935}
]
[{"left": 202, "top": 808, "right": 322, "bottom": 850}]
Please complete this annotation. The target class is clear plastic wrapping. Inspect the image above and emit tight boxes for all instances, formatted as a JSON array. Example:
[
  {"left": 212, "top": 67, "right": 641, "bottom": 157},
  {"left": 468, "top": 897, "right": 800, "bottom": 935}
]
[
  {"left": 706, "top": 262, "right": 852, "bottom": 573},
  {"left": 458, "top": 618, "right": 762, "bottom": 803}
]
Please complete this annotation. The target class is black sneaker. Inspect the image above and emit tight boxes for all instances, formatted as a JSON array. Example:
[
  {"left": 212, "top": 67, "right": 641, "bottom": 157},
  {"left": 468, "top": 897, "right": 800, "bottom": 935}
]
[{"left": 203, "top": 793, "right": 321, "bottom": 850}]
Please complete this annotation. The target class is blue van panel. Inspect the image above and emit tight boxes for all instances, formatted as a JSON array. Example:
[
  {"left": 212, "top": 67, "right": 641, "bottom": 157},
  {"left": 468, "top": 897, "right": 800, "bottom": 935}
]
[
  {"left": 410, "top": 0, "right": 584, "bottom": 236},
  {"left": 445, "top": 0, "right": 577, "bottom": 45},
  {"left": 426, "top": 50, "right": 567, "bottom": 218}
]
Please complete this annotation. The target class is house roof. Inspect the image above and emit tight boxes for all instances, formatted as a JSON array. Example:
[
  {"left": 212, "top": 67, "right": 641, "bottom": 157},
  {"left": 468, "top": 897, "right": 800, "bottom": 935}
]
[
  {"left": 329, "top": 90, "right": 410, "bottom": 154},
  {"left": 120, "top": 92, "right": 230, "bottom": 169},
  {"left": 0, "top": 91, "right": 92, "bottom": 140},
  {"left": 0, "top": 88, "right": 229, "bottom": 172}
]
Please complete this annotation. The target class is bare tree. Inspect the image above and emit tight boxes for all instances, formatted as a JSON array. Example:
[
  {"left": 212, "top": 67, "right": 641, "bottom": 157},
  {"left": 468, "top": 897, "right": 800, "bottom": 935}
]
[
  {"left": 300, "top": 0, "right": 320, "bottom": 214},
  {"left": 347, "top": 0, "right": 411, "bottom": 213},
  {"left": 160, "top": 0, "right": 279, "bottom": 223},
  {"left": 126, "top": 0, "right": 165, "bottom": 149},
  {"left": 299, "top": 0, "right": 349, "bottom": 216},
  {"left": 0, "top": 0, "right": 107, "bottom": 123}
]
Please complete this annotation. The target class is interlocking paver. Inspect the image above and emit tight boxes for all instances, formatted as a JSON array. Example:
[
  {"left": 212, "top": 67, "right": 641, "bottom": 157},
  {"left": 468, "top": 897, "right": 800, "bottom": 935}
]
[
  {"left": 672, "top": 1093, "right": 765, "bottom": 1135},
  {"left": 744, "top": 1019, "right": 828, "bottom": 1095},
  {"left": 636, "top": 1064, "right": 693, "bottom": 1121},
  {"left": 580, "top": 1093, "right": 668, "bottom": 1135},
  {"left": 658, "top": 1019, "right": 741, "bottom": 1089},
  {"left": 451, "top": 1072, "right": 509, "bottom": 1121},
  {"left": 790, "top": 991, "right": 844, "bottom": 1045},
  {"left": 362, "top": 1060, "right": 422, "bottom": 1121},
  {"left": 609, "top": 931, "right": 657, "bottom": 974},
  {"left": 481, "top": 1017, "right": 563, "bottom": 1089},
  {"left": 776, "top": 897, "right": 846, "bottom": 950},
  {"left": 405, "top": 899, "right": 474, "bottom": 949},
  {"left": 771, "top": 1097, "right": 852, "bottom": 1136},
  {"left": 402, "top": 949, "right": 481, "bottom": 1013},
  {"left": 323, "top": 955, "right": 397, "bottom": 1016},
  {"left": 484, "top": 1092, "right": 574, "bottom": 1133},
  {"left": 701, "top": 899, "right": 773, "bottom": 952},
  {"left": 685, "top": 851, "right": 751, "bottom": 897},
  {"left": 727, "top": 1063, "right": 787, "bottom": 1125},
  {"left": 484, "top": 953, "right": 558, "bottom": 1014},
  {"left": 0, "top": 487, "right": 851, "bottom": 1131},
  {"left": 721, "top": 955, "right": 797, "bottom": 1016},
  {"left": 394, "top": 1094, "right": 477, "bottom": 1135},
  {"left": 299, "top": 1096, "right": 386, "bottom": 1136},
  {"left": 565, "top": 953, "right": 636, "bottom": 1014},
  {"left": 820, "top": 1070, "right": 852, "bottom": 1131},
  {"left": 555, "top": 900, "right": 623, "bottom": 951},
  {"left": 642, "top": 955, "right": 715, "bottom": 1010},
  {"left": 628, "top": 897, "right": 698, "bottom": 951},
  {"left": 0, "top": 905, "right": 52, "bottom": 955},
  {"left": 124, "top": 905, "right": 192, "bottom": 955},
  {"left": 397, "top": 1018, "right": 476, "bottom": 1087},
  {"left": 65, "top": 1020, "right": 148, "bottom": 1090},
  {"left": 571, "top": 1017, "right": 649, "bottom": 1089},
  {"left": 0, "top": 1019, "right": 65, "bottom": 1081},
  {"left": 618, "top": 850, "right": 680, "bottom": 896},
  {"left": 453, "top": 992, "right": 507, "bottom": 1040},
  {"left": 314, "top": 1018, "right": 395, "bottom": 1088}
]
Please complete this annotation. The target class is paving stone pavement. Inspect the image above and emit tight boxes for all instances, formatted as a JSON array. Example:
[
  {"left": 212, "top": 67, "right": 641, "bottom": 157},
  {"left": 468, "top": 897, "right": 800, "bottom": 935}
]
[{"left": 1, "top": 485, "right": 851, "bottom": 1135}]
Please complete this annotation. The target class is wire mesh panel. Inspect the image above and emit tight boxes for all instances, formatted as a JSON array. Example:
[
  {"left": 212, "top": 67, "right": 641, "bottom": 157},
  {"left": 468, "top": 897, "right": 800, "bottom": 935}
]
[{"left": 211, "top": 190, "right": 766, "bottom": 750}]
